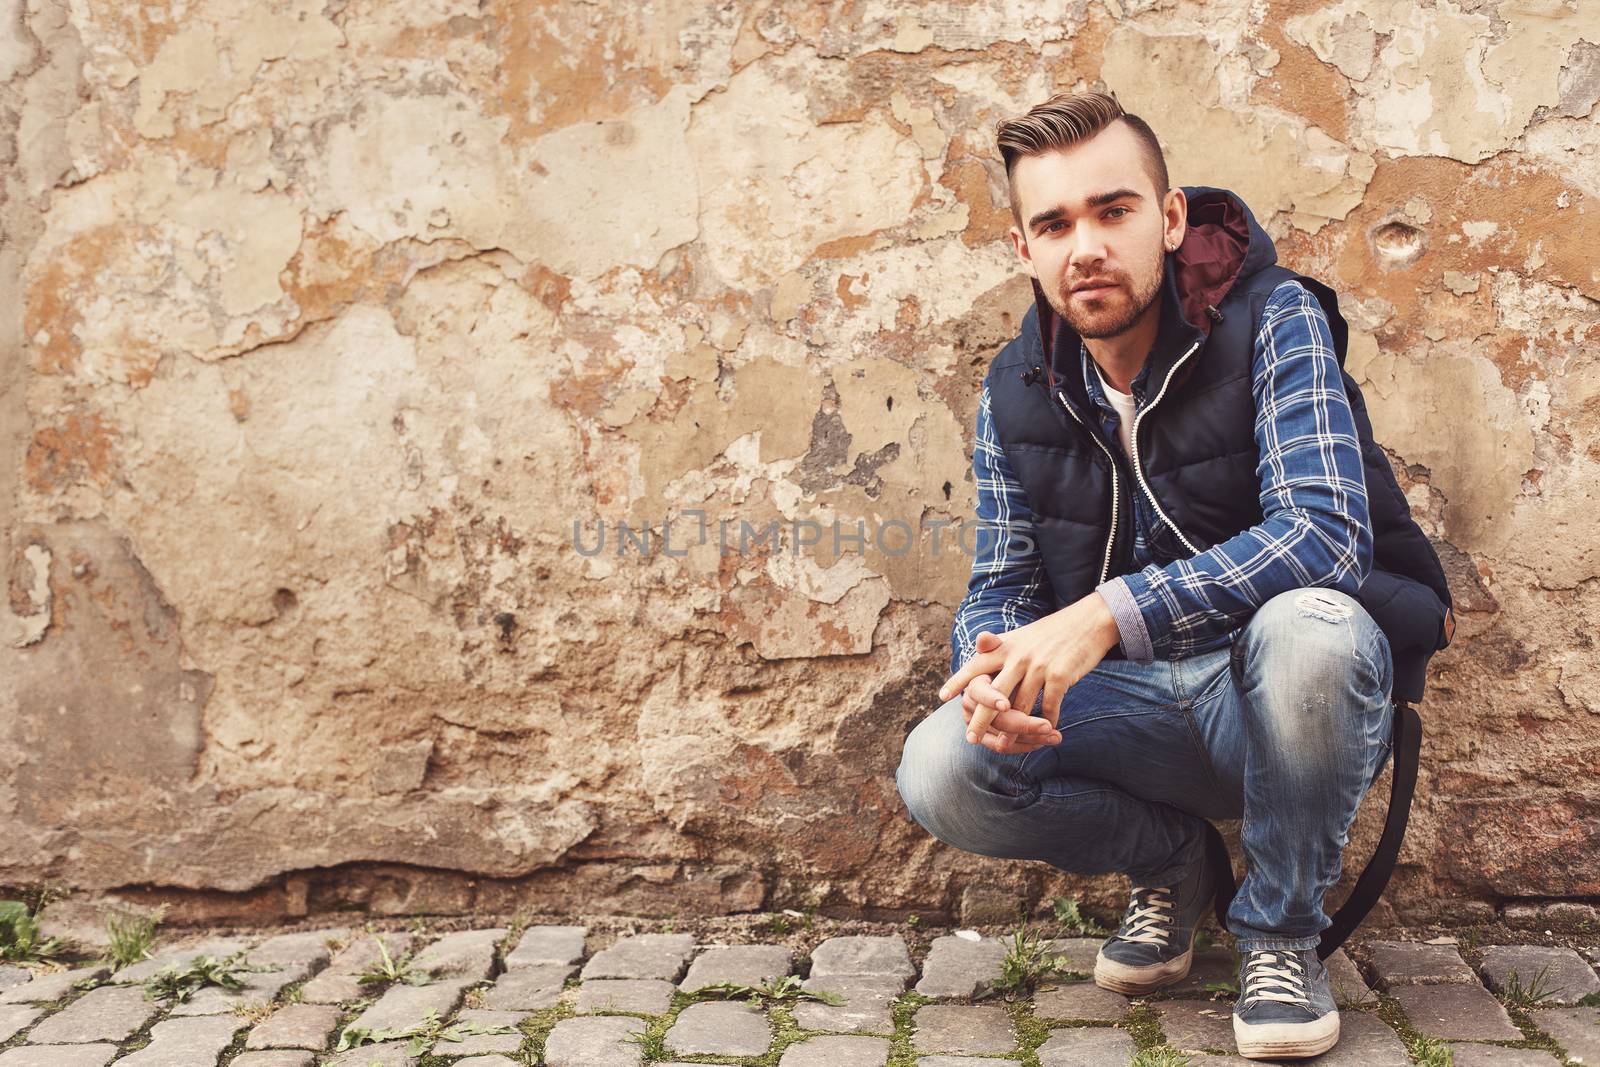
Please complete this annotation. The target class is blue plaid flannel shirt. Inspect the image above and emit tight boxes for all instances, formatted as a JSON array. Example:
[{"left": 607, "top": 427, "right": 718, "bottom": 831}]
[{"left": 950, "top": 278, "right": 1373, "bottom": 675}]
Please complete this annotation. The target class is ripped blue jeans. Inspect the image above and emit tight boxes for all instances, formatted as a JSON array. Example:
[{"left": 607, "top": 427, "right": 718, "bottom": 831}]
[{"left": 896, "top": 586, "right": 1395, "bottom": 952}]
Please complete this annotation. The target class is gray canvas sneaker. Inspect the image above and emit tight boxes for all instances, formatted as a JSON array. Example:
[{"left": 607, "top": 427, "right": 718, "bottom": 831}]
[
  {"left": 1092, "top": 838, "right": 1221, "bottom": 995},
  {"left": 1232, "top": 947, "right": 1341, "bottom": 1059}
]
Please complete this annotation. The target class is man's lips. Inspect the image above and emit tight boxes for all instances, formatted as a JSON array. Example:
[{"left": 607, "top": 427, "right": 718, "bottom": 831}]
[{"left": 1072, "top": 280, "right": 1117, "bottom": 295}]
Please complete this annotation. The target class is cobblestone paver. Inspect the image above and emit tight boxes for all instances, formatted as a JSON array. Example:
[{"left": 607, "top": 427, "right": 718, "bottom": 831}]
[
  {"left": 1368, "top": 938, "right": 1481, "bottom": 986},
  {"left": 230, "top": 1053, "right": 314, "bottom": 1067},
  {"left": 810, "top": 935, "right": 915, "bottom": 985},
  {"left": 1445, "top": 1044, "right": 1564, "bottom": 1066},
  {"left": 1036, "top": 1025, "right": 1137, "bottom": 1066},
  {"left": 25, "top": 983, "right": 160, "bottom": 1043},
  {"left": 479, "top": 962, "right": 574, "bottom": 1010},
  {"left": 1530, "top": 1005, "right": 1600, "bottom": 1063},
  {"left": 574, "top": 977, "right": 675, "bottom": 1014},
  {"left": 543, "top": 1014, "right": 645, "bottom": 1066},
  {"left": 914, "top": 934, "right": 1006, "bottom": 998},
  {"left": 113, "top": 1016, "right": 243, "bottom": 1066},
  {"left": 0, "top": 918, "right": 1594, "bottom": 1064},
  {"left": 679, "top": 944, "right": 793, "bottom": 992},
  {"left": 579, "top": 932, "right": 695, "bottom": 981},
  {"left": 910, "top": 1003, "right": 1015, "bottom": 1054},
  {"left": 662, "top": 1000, "right": 771, "bottom": 1057},
  {"left": 1032, "top": 979, "right": 1130, "bottom": 1022},
  {"left": 1479, "top": 943, "right": 1600, "bottom": 1005},
  {"left": 794, "top": 974, "right": 899, "bottom": 1033},
  {"left": 244, "top": 1003, "right": 342, "bottom": 1051},
  {"left": 503, "top": 925, "right": 586, "bottom": 969},
  {"left": 777, "top": 1033, "right": 891, "bottom": 1065},
  {"left": 1392, "top": 982, "right": 1525, "bottom": 1041}
]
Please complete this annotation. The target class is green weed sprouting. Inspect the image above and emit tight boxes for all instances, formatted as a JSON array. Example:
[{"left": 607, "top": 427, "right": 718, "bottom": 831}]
[
  {"left": 1050, "top": 896, "right": 1111, "bottom": 936},
  {"left": 0, "top": 900, "right": 66, "bottom": 964},
  {"left": 684, "top": 974, "right": 846, "bottom": 1007},
  {"left": 991, "top": 922, "right": 1088, "bottom": 998},
  {"left": 356, "top": 935, "right": 429, "bottom": 988},
  {"left": 144, "top": 949, "right": 275, "bottom": 1003},
  {"left": 334, "top": 1007, "right": 519, "bottom": 1056},
  {"left": 1409, "top": 1035, "right": 1454, "bottom": 1066}
]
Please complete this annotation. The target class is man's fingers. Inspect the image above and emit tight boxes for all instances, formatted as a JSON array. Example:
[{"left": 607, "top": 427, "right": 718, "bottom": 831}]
[
  {"left": 988, "top": 651, "right": 1034, "bottom": 714},
  {"left": 965, "top": 697, "right": 1001, "bottom": 744},
  {"left": 982, "top": 731, "right": 1056, "bottom": 754},
  {"left": 955, "top": 675, "right": 1060, "bottom": 747},
  {"left": 1011, "top": 670, "right": 1044, "bottom": 727},
  {"left": 1039, "top": 678, "right": 1068, "bottom": 731},
  {"left": 939, "top": 640, "right": 1006, "bottom": 702},
  {"left": 943, "top": 657, "right": 1003, "bottom": 702},
  {"left": 964, "top": 674, "right": 1006, "bottom": 711},
  {"left": 960, "top": 674, "right": 992, "bottom": 724},
  {"left": 966, "top": 677, "right": 1059, "bottom": 738}
]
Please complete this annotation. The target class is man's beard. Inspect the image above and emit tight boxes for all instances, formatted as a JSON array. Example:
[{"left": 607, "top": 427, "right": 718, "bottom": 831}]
[{"left": 1046, "top": 245, "right": 1166, "bottom": 340}]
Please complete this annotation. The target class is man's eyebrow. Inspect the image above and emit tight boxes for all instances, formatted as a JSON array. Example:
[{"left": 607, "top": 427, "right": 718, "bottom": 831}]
[{"left": 1026, "top": 188, "right": 1145, "bottom": 232}]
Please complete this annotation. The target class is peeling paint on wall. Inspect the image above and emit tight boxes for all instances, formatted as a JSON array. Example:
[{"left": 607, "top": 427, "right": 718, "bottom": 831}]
[{"left": 1, "top": 0, "right": 1596, "bottom": 922}]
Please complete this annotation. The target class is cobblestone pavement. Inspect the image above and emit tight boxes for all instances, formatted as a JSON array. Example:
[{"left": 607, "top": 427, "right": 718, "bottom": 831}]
[{"left": 1, "top": 922, "right": 1596, "bottom": 1066}]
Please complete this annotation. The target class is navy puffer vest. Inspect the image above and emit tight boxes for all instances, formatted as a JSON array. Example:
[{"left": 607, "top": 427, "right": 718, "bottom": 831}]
[{"left": 984, "top": 186, "right": 1453, "bottom": 703}]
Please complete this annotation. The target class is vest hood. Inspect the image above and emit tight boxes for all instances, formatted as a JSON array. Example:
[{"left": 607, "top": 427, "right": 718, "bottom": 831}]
[{"left": 1027, "top": 185, "right": 1280, "bottom": 416}]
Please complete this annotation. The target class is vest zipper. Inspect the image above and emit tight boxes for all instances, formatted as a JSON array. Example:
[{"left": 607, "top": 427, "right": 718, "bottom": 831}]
[
  {"left": 1054, "top": 386, "right": 1119, "bottom": 585},
  {"left": 1130, "top": 338, "right": 1204, "bottom": 556}
]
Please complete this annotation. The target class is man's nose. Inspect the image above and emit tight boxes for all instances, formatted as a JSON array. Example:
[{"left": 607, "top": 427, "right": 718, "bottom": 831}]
[{"left": 1068, "top": 227, "right": 1109, "bottom": 272}]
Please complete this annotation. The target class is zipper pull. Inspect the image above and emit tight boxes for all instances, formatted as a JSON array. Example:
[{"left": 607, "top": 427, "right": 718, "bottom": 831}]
[{"left": 1205, "top": 304, "right": 1223, "bottom": 322}]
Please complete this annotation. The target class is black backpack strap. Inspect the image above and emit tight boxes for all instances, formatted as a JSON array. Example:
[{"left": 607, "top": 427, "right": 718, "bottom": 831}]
[
  {"left": 1206, "top": 819, "right": 1237, "bottom": 933},
  {"left": 1203, "top": 699, "right": 1422, "bottom": 959}
]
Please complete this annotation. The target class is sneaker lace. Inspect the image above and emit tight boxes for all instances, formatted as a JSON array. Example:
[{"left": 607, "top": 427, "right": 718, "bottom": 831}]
[
  {"left": 1240, "top": 949, "right": 1312, "bottom": 1007},
  {"left": 1115, "top": 885, "right": 1176, "bottom": 946}
]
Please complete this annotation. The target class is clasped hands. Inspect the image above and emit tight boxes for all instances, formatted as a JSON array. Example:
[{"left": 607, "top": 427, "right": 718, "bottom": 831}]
[{"left": 936, "top": 592, "right": 1122, "bottom": 754}]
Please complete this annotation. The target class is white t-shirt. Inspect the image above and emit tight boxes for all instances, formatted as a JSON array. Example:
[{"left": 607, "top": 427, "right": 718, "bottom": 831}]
[{"left": 1092, "top": 361, "right": 1138, "bottom": 462}]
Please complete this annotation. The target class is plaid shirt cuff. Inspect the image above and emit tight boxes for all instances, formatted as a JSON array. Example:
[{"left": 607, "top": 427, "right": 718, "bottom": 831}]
[{"left": 1096, "top": 576, "right": 1154, "bottom": 664}]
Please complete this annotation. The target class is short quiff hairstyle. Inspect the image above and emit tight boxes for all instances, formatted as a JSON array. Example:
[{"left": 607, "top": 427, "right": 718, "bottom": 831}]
[{"left": 996, "top": 90, "right": 1170, "bottom": 230}]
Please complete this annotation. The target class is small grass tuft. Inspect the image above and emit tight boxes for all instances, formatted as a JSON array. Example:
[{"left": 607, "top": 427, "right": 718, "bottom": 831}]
[
  {"left": 102, "top": 905, "right": 165, "bottom": 971},
  {"left": 1499, "top": 963, "right": 1566, "bottom": 1009},
  {"left": 1051, "top": 895, "right": 1112, "bottom": 936}
]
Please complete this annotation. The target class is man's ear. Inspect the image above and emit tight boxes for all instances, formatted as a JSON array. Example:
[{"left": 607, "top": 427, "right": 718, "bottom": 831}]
[
  {"left": 1164, "top": 187, "right": 1187, "bottom": 249},
  {"left": 1008, "top": 226, "right": 1037, "bottom": 279}
]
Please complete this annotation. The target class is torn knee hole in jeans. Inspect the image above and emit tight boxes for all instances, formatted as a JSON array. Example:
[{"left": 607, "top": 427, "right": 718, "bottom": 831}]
[{"left": 1295, "top": 590, "right": 1354, "bottom": 623}]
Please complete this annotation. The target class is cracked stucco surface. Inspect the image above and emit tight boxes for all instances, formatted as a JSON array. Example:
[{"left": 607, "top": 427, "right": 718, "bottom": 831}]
[{"left": 0, "top": 0, "right": 1596, "bottom": 922}]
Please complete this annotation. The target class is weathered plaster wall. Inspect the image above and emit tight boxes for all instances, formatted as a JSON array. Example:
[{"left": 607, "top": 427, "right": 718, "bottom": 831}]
[{"left": 0, "top": 0, "right": 1596, "bottom": 926}]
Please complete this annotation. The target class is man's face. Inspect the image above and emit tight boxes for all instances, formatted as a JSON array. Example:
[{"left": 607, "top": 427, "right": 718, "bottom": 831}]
[{"left": 1007, "top": 121, "right": 1179, "bottom": 340}]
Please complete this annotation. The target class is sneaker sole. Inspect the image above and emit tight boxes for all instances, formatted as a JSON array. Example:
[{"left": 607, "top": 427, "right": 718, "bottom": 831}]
[
  {"left": 1233, "top": 1009, "right": 1340, "bottom": 1059},
  {"left": 1091, "top": 938, "right": 1194, "bottom": 995}
]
